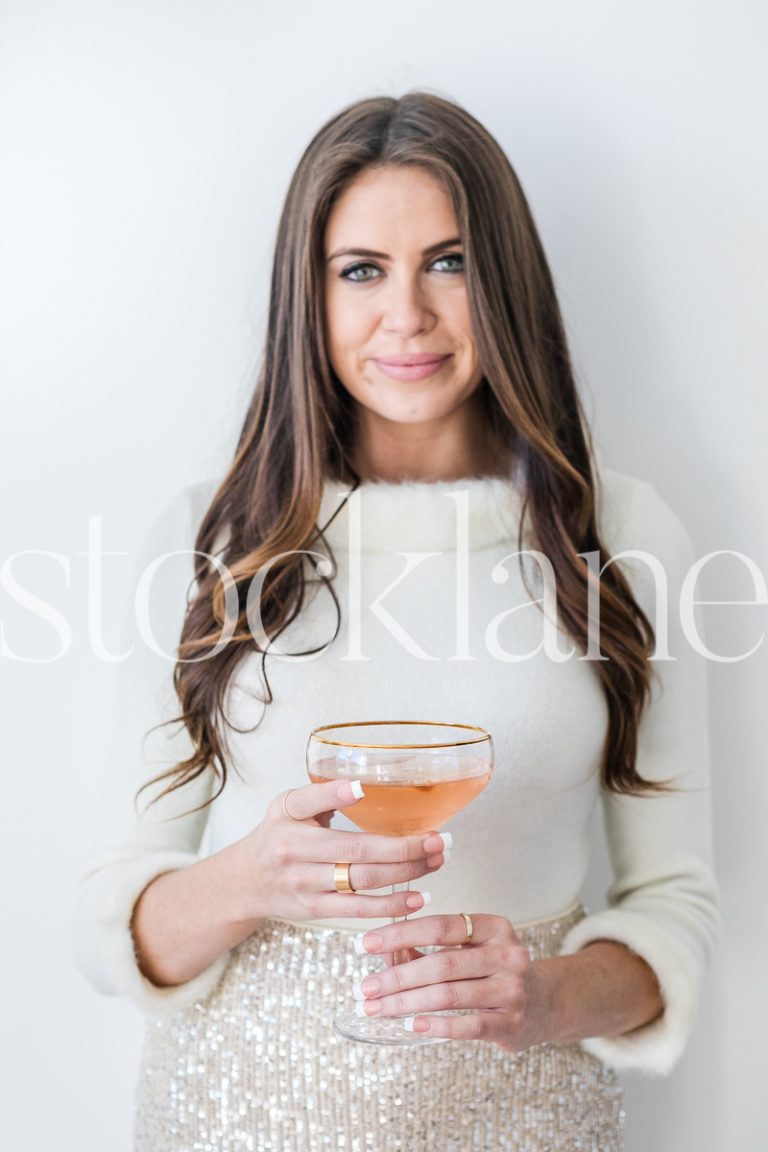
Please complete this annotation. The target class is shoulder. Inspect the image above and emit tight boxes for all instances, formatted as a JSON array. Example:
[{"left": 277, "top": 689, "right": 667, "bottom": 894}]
[
  {"left": 594, "top": 465, "right": 696, "bottom": 571},
  {"left": 127, "top": 478, "right": 223, "bottom": 583},
  {"left": 146, "top": 476, "right": 221, "bottom": 547}
]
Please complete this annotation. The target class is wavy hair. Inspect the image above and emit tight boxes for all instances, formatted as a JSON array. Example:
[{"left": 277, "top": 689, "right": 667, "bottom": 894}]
[{"left": 138, "top": 90, "right": 674, "bottom": 815}]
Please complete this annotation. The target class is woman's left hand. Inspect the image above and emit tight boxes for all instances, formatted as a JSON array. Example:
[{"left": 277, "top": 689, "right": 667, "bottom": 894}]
[{"left": 354, "top": 913, "right": 557, "bottom": 1050}]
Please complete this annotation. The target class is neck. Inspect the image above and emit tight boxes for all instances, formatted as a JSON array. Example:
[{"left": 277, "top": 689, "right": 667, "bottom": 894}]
[{"left": 350, "top": 392, "right": 514, "bottom": 483}]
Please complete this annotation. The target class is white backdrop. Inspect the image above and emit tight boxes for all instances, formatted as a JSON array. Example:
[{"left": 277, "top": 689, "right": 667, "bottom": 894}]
[{"left": 2, "top": 2, "right": 766, "bottom": 1149}]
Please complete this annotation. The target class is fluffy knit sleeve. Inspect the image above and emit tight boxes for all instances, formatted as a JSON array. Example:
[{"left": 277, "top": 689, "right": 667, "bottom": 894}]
[
  {"left": 557, "top": 471, "right": 721, "bottom": 1075},
  {"left": 72, "top": 479, "right": 231, "bottom": 1017}
]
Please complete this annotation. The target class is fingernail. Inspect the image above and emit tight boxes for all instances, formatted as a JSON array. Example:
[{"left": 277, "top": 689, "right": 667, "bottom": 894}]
[
  {"left": 442, "top": 847, "right": 452, "bottom": 864},
  {"left": 353, "top": 933, "right": 366, "bottom": 956},
  {"left": 349, "top": 780, "right": 365, "bottom": 799},
  {"left": 407, "top": 890, "right": 431, "bottom": 909},
  {"left": 441, "top": 832, "right": 454, "bottom": 852},
  {"left": 408, "top": 1016, "right": 429, "bottom": 1033},
  {"left": 403, "top": 1016, "right": 416, "bottom": 1032},
  {"left": 354, "top": 1001, "right": 367, "bottom": 1017},
  {"left": 363, "top": 932, "right": 383, "bottom": 953},
  {"left": 352, "top": 981, "right": 365, "bottom": 1001}
]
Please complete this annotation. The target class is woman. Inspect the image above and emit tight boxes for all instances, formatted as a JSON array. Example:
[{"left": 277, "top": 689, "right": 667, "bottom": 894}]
[{"left": 74, "top": 91, "right": 719, "bottom": 1151}]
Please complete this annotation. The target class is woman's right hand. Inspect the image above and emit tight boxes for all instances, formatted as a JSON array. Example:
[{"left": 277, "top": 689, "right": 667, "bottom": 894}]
[{"left": 228, "top": 779, "right": 449, "bottom": 925}]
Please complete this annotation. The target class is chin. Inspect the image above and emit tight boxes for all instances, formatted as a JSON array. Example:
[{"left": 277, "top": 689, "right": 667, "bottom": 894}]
[{"left": 377, "top": 403, "right": 456, "bottom": 425}]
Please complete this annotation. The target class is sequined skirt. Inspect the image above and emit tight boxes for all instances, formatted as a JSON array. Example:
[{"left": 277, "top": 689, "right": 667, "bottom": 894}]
[{"left": 134, "top": 902, "right": 625, "bottom": 1151}]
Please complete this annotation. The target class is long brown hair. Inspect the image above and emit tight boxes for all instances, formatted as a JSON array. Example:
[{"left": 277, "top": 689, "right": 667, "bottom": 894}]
[{"left": 138, "top": 90, "right": 674, "bottom": 814}]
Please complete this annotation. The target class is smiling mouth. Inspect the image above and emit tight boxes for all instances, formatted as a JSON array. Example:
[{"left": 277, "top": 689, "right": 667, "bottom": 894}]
[{"left": 370, "top": 355, "right": 452, "bottom": 381}]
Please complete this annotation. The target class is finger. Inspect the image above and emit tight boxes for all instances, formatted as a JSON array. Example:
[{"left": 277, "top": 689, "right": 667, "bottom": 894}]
[
  {"left": 305, "top": 828, "right": 447, "bottom": 866},
  {"left": 357, "top": 913, "right": 498, "bottom": 955},
  {"left": 281, "top": 778, "right": 365, "bottom": 822},
  {"left": 359, "top": 977, "right": 497, "bottom": 1020},
  {"left": 309, "top": 889, "right": 432, "bottom": 920},
  {"left": 403, "top": 1010, "right": 506, "bottom": 1043},
  {"left": 379, "top": 948, "right": 423, "bottom": 966},
  {"left": 295, "top": 858, "right": 443, "bottom": 894},
  {"left": 345, "top": 855, "right": 445, "bottom": 892},
  {"left": 357, "top": 946, "right": 490, "bottom": 1001},
  {"left": 283, "top": 828, "right": 448, "bottom": 869}
]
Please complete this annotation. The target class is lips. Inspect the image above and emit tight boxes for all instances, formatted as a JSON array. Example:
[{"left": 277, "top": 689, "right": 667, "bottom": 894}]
[
  {"left": 373, "top": 353, "right": 451, "bottom": 366},
  {"left": 370, "top": 353, "right": 452, "bottom": 381}
]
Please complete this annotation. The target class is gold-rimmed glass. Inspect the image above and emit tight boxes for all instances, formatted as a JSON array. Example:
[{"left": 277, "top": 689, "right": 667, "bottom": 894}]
[{"left": 306, "top": 720, "right": 494, "bottom": 1046}]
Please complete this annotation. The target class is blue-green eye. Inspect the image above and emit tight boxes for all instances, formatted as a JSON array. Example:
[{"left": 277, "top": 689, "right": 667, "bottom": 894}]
[
  {"left": 338, "top": 252, "right": 465, "bottom": 283},
  {"left": 430, "top": 252, "right": 464, "bottom": 273},
  {"left": 340, "top": 262, "right": 382, "bottom": 283}
]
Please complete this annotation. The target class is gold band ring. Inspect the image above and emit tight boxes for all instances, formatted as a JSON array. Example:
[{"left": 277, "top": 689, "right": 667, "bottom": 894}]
[
  {"left": 459, "top": 912, "right": 474, "bottom": 945},
  {"left": 334, "top": 863, "right": 356, "bottom": 894},
  {"left": 281, "top": 789, "right": 300, "bottom": 821}
]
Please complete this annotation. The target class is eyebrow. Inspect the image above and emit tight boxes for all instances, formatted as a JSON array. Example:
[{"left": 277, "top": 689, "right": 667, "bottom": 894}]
[{"left": 326, "top": 237, "right": 463, "bottom": 262}]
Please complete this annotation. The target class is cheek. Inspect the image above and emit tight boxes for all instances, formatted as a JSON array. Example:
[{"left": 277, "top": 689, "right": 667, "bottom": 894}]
[
  {"left": 443, "top": 295, "right": 476, "bottom": 346},
  {"left": 325, "top": 294, "right": 368, "bottom": 361}
]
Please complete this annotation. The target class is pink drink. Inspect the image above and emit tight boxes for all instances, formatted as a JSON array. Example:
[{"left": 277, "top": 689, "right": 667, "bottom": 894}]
[{"left": 310, "top": 755, "right": 491, "bottom": 835}]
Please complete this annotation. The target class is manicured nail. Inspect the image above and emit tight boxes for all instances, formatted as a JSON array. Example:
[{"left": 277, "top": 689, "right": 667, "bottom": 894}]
[
  {"left": 353, "top": 933, "right": 366, "bottom": 956},
  {"left": 352, "top": 981, "right": 365, "bottom": 1001},
  {"left": 406, "top": 890, "right": 431, "bottom": 909},
  {"left": 442, "top": 847, "right": 452, "bottom": 864},
  {"left": 403, "top": 1016, "right": 416, "bottom": 1032},
  {"left": 441, "top": 832, "right": 454, "bottom": 852},
  {"left": 354, "top": 1001, "right": 367, "bottom": 1017},
  {"left": 406, "top": 1016, "right": 430, "bottom": 1033},
  {"left": 362, "top": 932, "right": 383, "bottom": 953},
  {"left": 349, "top": 780, "right": 365, "bottom": 799}
]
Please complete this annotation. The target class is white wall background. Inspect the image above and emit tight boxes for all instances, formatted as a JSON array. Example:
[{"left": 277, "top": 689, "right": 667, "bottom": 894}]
[{"left": 2, "top": 2, "right": 766, "bottom": 1148}]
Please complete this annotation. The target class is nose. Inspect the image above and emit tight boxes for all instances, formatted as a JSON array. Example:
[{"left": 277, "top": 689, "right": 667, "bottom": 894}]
[{"left": 379, "top": 271, "right": 436, "bottom": 337}]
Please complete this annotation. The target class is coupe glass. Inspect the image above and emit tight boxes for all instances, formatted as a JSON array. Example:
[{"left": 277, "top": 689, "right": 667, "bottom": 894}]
[{"left": 306, "top": 720, "right": 494, "bottom": 1046}]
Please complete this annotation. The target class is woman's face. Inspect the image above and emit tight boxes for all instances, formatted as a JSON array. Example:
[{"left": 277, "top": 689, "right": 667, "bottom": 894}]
[{"left": 323, "top": 164, "right": 484, "bottom": 444}]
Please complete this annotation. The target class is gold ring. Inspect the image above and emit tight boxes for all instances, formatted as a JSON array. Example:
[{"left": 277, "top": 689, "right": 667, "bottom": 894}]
[
  {"left": 281, "top": 789, "right": 300, "bottom": 821},
  {"left": 334, "top": 863, "right": 355, "bottom": 894},
  {"left": 459, "top": 912, "right": 474, "bottom": 945}
]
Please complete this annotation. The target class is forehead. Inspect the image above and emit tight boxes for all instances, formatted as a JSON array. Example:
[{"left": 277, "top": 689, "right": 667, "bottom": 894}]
[{"left": 324, "top": 165, "right": 458, "bottom": 249}]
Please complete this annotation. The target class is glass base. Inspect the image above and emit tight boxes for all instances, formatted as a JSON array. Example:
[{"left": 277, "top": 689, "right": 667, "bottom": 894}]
[{"left": 333, "top": 1011, "right": 451, "bottom": 1046}]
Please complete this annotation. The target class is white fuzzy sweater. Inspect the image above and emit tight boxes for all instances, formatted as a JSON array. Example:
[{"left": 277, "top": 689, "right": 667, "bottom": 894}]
[{"left": 73, "top": 465, "right": 720, "bottom": 1077}]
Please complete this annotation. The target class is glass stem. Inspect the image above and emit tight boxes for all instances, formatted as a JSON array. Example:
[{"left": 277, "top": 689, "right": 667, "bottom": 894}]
[{"left": 390, "top": 881, "right": 410, "bottom": 967}]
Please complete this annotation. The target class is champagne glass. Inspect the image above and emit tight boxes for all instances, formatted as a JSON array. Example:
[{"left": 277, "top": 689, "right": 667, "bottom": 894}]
[{"left": 306, "top": 720, "right": 494, "bottom": 1046}]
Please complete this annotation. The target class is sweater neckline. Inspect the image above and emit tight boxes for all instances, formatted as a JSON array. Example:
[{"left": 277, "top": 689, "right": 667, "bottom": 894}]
[{"left": 316, "top": 467, "right": 530, "bottom": 554}]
